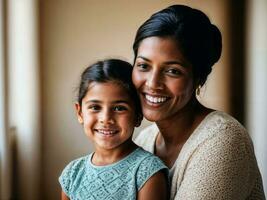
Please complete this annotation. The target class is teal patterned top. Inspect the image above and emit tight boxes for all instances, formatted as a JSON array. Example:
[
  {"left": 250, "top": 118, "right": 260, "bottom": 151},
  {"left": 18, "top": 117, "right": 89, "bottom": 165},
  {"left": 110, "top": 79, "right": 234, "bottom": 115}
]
[{"left": 59, "top": 147, "right": 168, "bottom": 200}]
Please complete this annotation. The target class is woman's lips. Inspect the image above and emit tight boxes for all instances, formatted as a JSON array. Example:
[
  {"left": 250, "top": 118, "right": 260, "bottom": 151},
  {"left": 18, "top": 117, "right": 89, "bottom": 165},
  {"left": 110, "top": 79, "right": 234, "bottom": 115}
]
[
  {"left": 145, "top": 94, "right": 168, "bottom": 103},
  {"left": 142, "top": 93, "right": 170, "bottom": 107}
]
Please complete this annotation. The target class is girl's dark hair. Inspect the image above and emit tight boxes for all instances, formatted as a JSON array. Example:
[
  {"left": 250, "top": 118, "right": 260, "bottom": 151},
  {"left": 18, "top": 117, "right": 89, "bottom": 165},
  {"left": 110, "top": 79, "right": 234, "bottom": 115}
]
[
  {"left": 77, "top": 59, "right": 142, "bottom": 119},
  {"left": 133, "top": 5, "right": 222, "bottom": 87}
]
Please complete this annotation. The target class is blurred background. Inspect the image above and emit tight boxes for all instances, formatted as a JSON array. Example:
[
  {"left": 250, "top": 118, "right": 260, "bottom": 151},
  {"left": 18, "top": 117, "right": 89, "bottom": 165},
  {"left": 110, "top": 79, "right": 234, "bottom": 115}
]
[{"left": 0, "top": 0, "right": 266, "bottom": 199}]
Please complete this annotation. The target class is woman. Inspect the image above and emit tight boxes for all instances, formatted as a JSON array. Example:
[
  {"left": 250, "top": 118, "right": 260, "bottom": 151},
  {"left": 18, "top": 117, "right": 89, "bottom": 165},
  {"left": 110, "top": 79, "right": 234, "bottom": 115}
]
[{"left": 132, "top": 5, "right": 265, "bottom": 200}]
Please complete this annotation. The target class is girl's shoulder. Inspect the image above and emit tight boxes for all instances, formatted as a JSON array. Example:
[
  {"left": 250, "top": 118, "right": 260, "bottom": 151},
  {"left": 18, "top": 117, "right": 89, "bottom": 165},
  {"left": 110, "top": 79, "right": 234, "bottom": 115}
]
[
  {"left": 121, "top": 147, "right": 165, "bottom": 167},
  {"left": 62, "top": 155, "right": 89, "bottom": 173},
  {"left": 58, "top": 154, "right": 90, "bottom": 196},
  {"left": 132, "top": 148, "right": 169, "bottom": 191}
]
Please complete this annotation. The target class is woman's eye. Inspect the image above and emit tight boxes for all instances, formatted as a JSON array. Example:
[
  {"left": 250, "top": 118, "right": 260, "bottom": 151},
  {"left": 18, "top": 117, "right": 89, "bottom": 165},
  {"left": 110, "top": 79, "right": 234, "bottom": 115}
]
[
  {"left": 113, "top": 105, "right": 127, "bottom": 112},
  {"left": 166, "top": 68, "right": 182, "bottom": 76},
  {"left": 136, "top": 63, "right": 149, "bottom": 70}
]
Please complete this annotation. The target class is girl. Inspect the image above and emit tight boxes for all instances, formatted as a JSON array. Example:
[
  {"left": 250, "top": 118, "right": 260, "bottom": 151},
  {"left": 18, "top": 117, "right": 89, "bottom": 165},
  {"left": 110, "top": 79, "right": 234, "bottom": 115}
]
[{"left": 59, "top": 59, "right": 168, "bottom": 200}]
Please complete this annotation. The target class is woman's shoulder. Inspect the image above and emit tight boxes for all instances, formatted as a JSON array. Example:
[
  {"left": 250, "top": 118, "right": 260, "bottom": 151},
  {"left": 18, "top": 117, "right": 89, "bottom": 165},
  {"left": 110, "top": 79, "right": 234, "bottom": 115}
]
[
  {"left": 196, "top": 110, "right": 248, "bottom": 138},
  {"left": 172, "top": 110, "right": 263, "bottom": 199},
  {"left": 181, "top": 110, "right": 252, "bottom": 160}
]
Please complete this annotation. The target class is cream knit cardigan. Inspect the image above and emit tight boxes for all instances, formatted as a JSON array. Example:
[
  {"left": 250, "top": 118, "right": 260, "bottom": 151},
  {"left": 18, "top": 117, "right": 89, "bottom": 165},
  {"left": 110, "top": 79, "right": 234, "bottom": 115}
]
[{"left": 134, "top": 111, "right": 265, "bottom": 200}]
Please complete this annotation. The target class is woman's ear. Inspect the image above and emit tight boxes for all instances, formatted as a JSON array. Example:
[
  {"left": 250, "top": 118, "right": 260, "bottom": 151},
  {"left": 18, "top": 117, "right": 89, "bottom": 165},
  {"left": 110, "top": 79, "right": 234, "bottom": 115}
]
[
  {"left": 193, "top": 78, "right": 201, "bottom": 96},
  {"left": 75, "top": 102, "right": 83, "bottom": 124}
]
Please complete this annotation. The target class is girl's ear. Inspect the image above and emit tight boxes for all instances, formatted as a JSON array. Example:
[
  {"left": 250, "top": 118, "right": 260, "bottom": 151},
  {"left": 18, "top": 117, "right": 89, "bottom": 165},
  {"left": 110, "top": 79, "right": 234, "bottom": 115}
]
[
  {"left": 135, "top": 114, "right": 143, "bottom": 127},
  {"left": 75, "top": 102, "right": 83, "bottom": 124}
]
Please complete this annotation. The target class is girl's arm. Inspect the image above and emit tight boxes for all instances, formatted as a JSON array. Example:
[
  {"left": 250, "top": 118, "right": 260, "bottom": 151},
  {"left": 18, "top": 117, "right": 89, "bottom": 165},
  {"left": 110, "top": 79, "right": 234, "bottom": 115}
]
[
  {"left": 137, "top": 171, "right": 168, "bottom": 200},
  {"left": 61, "top": 191, "right": 70, "bottom": 200}
]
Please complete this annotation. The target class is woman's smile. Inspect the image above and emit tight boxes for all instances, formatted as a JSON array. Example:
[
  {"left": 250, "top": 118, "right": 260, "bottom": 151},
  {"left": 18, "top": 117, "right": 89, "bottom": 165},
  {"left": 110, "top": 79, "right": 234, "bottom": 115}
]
[
  {"left": 132, "top": 36, "right": 194, "bottom": 122},
  {"left": 142, "top": 93, "right": 170, "bottom": 107}
]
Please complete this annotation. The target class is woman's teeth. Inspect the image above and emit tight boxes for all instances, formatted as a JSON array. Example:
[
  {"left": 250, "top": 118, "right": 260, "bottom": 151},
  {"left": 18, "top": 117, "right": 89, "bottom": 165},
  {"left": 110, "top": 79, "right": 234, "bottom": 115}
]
[{"left": 145, "top": 95, "right": 167, "bottom": 103}]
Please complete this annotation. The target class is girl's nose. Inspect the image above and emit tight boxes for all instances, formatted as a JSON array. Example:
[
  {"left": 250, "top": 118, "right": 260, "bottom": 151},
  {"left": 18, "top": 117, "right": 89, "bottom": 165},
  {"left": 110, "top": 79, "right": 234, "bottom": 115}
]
[
  {"left": 99, "top": 110, "right": 115, "bottom": 125},
  {"left": 145, "top": 69, "right": 164, "bottom": 90}
]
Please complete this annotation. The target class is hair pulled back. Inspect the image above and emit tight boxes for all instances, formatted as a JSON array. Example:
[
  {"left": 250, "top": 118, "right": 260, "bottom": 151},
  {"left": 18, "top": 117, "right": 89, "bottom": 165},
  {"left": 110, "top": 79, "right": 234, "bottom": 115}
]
[
  {"left": 77, "top": 59, "right": 142, "bottom": 119},
  {"left": 133, "top": 5, "right": 222, "bottom": 86}
]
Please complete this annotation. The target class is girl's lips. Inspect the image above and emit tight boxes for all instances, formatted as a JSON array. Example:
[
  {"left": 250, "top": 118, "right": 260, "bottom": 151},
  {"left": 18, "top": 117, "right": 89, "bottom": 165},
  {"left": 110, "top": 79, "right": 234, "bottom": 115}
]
[{"left": 95, "top": 129, "right": 119, "bottom": 136}]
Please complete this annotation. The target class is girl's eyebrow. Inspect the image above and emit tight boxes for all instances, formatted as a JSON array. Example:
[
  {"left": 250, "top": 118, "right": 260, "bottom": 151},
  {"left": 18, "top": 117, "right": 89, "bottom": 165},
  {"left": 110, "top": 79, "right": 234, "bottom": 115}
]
[
  {"left": 84, "top": 99, "right": 130, "bottom": 104},
  {"left": 112, "top": 100, "right": 130, "bottom": 104},
  {"left": 84, "top": 99, "right": 100, "bottom": 104}
]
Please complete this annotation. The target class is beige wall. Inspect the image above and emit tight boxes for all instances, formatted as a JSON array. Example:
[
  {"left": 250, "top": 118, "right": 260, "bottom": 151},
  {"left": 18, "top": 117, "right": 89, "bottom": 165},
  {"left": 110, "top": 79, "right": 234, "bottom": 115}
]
[
  {"left": 246, "top": 0, "right": 267, "bottom": 195},
  {"left": 40, "top": 0, "right": 230, "bottom": 198}
]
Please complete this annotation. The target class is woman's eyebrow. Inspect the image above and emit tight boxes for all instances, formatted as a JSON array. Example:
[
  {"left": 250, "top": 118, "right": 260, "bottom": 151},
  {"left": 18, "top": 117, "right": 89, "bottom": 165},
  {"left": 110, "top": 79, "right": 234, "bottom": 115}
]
[
  {"left": 137, "top": 56, "right": 187, "bottom": 68},
  {"left": 164, "top": 61, "right": 187, "bottom": 68},
  {"left": 136, "top": 56, "right": 151, "bottom": 62}
]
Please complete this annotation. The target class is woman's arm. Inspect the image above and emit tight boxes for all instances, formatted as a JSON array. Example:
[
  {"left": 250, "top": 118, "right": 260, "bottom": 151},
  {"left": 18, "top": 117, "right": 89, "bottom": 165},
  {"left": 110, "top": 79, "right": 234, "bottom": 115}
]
[
  {"left": 61, "top": 191, "right": 70, "bottom": 200},
  {"left": 137, "top": 171, "right": 168, "bottom": 200},
  {"left": 174, "top": 128, "right": 258, "bottom": 200}
]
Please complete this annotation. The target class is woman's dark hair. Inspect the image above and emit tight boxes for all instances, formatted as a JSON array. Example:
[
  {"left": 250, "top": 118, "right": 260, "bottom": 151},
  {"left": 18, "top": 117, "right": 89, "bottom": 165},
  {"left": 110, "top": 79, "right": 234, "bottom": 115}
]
[
  {"left": 77, "top": 59, "right": 142, "bottom": 119},
  {"left": 133, "top": 5, "right": 222, "bottom": 87}
]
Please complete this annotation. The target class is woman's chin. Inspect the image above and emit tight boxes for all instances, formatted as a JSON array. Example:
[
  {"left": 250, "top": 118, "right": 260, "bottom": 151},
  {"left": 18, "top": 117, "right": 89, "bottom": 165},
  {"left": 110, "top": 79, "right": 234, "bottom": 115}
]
[{"left": 142, "top": 110, "right": 163, "bottom": 122}]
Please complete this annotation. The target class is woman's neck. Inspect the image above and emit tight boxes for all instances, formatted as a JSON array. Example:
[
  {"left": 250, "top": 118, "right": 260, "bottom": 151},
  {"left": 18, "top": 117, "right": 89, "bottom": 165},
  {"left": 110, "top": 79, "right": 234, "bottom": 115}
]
[
  {"left": 156, "top": 99, "right": 209, "bottom": 147},
  {"left": 154, "top": 99, "right": 212, "bottom": 167}
]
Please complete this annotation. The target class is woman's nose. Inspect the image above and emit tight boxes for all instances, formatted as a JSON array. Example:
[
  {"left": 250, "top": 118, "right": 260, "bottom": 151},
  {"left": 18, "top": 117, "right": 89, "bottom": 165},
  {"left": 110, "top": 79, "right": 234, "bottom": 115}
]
[{"left": 145, "top": 69, "right": 164, "bottom": 90}]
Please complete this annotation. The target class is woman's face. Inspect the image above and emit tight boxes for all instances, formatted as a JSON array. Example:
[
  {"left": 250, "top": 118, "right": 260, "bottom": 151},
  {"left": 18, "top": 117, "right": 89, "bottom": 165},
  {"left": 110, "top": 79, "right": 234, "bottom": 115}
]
[{"left": 132, "top": 36, "right": 195, "bottom": 122}]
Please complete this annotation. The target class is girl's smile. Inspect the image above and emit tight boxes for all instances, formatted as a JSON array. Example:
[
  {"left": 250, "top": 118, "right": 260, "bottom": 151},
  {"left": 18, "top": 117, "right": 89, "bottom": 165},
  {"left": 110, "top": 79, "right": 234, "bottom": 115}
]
[{"left": 76, "top": 82, "right": 138, "bottom": 151}]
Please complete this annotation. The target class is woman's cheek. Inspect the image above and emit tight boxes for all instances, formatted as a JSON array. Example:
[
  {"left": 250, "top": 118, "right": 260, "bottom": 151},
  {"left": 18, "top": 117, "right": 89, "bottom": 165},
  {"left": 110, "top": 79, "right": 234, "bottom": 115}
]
[{"left": 132, "top": 70, "right": 143, "bottom": 88}]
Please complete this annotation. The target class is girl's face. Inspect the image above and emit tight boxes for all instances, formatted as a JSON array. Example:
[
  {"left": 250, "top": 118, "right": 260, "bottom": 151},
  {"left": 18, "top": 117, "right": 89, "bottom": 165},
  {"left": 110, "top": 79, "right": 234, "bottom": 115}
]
[
  {"left": 76, "top": 81, "right": 138, "bottom": 151},
  {"left": 132, "top": 36, "right": 195, "bottom": 122}
]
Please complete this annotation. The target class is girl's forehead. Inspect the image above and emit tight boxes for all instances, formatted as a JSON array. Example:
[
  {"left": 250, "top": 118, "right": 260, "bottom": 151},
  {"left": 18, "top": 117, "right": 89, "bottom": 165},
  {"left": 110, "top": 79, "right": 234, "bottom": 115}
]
[
  {"left": 87, "top": 80, "right": 127, "bottom": 91},
  {"left": 85, "top": 81, "right": 133, "bottom": 101}
]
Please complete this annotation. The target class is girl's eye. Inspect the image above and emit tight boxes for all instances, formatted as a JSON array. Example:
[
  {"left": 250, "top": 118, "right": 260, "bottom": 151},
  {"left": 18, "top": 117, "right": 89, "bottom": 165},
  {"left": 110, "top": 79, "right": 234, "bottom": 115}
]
[
  {"left": 113, "top": 105, "right": 127, "bottom": 112},
  {"left": 88, "top": 105, "right": 101, "bottom": 111},
  {"left": 165, "top": 68, "right": 182, "bottom": 76},
  {"left": 136, "top": 63, "right": 149, "bottom": 71}
]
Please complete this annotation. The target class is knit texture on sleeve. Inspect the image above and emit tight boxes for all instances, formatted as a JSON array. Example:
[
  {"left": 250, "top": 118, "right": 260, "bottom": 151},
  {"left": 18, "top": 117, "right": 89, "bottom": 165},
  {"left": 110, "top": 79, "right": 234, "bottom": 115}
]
[{"left": 134, "top": 111, "right": 265, "bottom": 200}]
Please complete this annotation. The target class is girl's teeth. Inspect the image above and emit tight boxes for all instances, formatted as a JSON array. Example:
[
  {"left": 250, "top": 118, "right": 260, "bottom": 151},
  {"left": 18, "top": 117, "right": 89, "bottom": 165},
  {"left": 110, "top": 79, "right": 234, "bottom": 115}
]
[
  {"left": 145, "top": 95, "right": 167, "bottom": 103},
  {"left": 97, "top": 130, "right": 116, "bottom": 135}
]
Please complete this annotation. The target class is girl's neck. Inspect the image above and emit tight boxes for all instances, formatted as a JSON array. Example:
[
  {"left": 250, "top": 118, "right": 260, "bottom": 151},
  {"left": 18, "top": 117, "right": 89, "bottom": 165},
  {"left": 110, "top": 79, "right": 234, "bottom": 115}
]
[{"left": 92, "top": 140, "right": 138, "bottom": 166}]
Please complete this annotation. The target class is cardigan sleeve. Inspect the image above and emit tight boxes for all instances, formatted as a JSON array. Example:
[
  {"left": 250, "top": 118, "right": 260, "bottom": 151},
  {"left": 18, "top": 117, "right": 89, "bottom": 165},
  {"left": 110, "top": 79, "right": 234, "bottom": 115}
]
[{"left": 174, "top": 124, "right": 261, "bottom": 200}]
